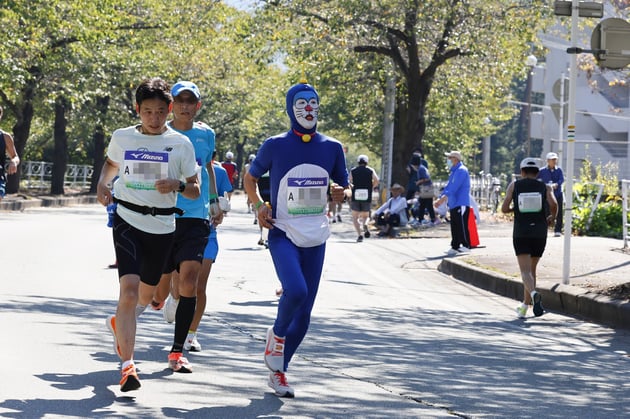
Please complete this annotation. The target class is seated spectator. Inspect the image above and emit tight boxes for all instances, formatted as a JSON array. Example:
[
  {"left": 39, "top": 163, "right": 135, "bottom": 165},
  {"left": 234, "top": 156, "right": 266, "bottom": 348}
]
[{"left": 372, "top": 183, "right": 408, "bottom": 237}]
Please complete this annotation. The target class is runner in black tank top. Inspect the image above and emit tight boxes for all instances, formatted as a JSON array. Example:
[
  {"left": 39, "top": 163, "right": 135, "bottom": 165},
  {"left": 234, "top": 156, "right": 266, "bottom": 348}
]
[{"left": 502, "top": 158, "right": 558, "bottom": 319}]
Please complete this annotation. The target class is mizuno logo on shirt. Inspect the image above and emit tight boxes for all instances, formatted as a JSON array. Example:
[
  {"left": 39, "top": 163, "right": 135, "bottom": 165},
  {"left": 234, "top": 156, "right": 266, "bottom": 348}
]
[
  {"left": 288, "top": 177, "right": 327, "bottom": 187},
  {"left": 130, "top": 152, "right": 166, "bottom": 161}
]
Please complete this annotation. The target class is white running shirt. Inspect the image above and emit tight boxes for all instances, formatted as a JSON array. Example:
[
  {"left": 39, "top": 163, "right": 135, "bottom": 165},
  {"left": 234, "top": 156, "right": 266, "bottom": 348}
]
[{"left": 107, "top": 125, "right": 198, "bottom": 234}]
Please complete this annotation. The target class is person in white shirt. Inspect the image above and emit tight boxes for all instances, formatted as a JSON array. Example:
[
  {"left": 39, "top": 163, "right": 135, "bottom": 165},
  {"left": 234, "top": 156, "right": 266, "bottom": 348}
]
[
  {"left": 96, "top": 77, "right": 199, "bottom": 393},
  {"left": 372, "top": 183, "right": 408, "bottom": 237}
]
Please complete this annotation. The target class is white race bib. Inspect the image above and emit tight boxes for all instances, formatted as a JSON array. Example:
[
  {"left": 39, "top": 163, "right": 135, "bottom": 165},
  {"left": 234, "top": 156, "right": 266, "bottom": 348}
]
[
  {"left": 286, "top": 177, "right": 328, "bottom": 216},
  {"left": 123, "top": 150, "right": 168, "bottom": 190},
  {"left": 518, "top": 192, "right": 542, "bottom": 213},
  {"left": 354, "top": 188, "right": 369, "bottom": 201},
  {"left": 274, "top": 164, "right": 330, "bottom": 247}
]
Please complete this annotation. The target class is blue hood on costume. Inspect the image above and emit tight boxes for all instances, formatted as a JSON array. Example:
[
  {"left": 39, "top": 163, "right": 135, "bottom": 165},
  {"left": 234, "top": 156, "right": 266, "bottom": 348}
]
[{"left": 286, "top": 83, "right": 319, "bottom": 135}]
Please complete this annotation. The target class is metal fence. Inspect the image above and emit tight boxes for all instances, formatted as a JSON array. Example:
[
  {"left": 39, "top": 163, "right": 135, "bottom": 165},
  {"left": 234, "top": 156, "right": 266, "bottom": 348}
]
[
  {"left": 470, "top": 173, "right": 507, "bottom": 213},
  {"left": 21, "top": 161, "right": 93, "bottom": 191},
  {"left": 623, "top": 180, "right": 630, "bottom": 249}
]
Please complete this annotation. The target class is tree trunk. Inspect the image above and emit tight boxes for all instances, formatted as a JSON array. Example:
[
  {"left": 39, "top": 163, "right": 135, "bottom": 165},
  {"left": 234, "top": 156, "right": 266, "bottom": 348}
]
[
  {"left": 391, "top": 71, "right": 431, "bottom": 187},
  {"left": 5, "top": 82, "right": 37, "bottom": 194},
  {"left": 51, "top": 95, "right": 69, "bottom": 195},
  {"left": 89, "top": 95, "right": 110, "bottom": 193}
]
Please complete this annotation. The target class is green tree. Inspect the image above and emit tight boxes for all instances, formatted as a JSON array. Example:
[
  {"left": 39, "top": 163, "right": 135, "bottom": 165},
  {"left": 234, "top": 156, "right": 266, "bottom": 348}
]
[
  {"left": 0, "top": 0, "right": 151, "bottom": 194},
  {"left": 1, "top": 1, "right": 286, "bottom": 194},
  {"left": 260, "top": 0, "right": 551, "bottom": 182}
]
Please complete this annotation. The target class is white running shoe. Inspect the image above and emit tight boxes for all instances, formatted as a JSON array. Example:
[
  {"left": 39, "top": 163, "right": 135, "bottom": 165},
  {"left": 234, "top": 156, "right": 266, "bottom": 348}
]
[
  {"left": 516, "top": 304, "right": 528, "bottom": 319},
  {"left": 458, "top": 246, "right": 471, "bottom": 253},
  {"left": 268, "top": 371, "right": 295, "bottom": 398},
  {"left": 264, "top": 326, "right": 285, "bottom": 372},
  {"left": 163, "top": 295, "right": 179, "bottom": 324},
  {"left": 446, "top": 248, "right": 459, "bottom": 256},
  {"left": 184, "top": 333, "right": 201, "bottom": 352}
]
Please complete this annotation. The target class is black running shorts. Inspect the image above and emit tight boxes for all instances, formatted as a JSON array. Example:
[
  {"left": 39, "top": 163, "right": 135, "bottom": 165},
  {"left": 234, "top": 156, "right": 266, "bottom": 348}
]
[
  {"left": 162, "top": 218, "right": 210, "bottom": 274},
  {"left": 513, "top": 236, "right": 547, "bottom": 258},
  {"left": 113, "top": 213, "right": 175, "bottom": 286}
]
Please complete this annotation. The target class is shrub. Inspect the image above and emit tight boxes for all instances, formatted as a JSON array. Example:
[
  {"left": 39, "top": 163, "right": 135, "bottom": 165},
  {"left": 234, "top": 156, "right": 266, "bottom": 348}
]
[
  {"left": 572, "top": 159, "right": 626, "bottom": 238},
  {"left": 573, "top": 198, "right": 624, "bottom": 238}
]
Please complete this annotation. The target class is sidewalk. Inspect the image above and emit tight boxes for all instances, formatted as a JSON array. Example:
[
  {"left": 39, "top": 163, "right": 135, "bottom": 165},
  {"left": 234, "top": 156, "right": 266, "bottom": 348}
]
[
  {"left": 3, "top": 192, "right": 629, "bottom": 329},
  {"left": 333, "top": 207, "right": 630, "bottom": 330},
  {"left": 437, "top": 213, "right": 630, "bottom": 330}
]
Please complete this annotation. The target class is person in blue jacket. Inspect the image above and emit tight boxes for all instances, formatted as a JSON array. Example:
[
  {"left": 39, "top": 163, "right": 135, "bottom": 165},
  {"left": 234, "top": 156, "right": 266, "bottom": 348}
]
[
  {"left": 243, "top": 79, "right": 349, "bottom": 398},
  {"left": 434, "top": 150, "right": 471, "bottom": 256},
  {"left": 537, "top": 152, "right": 564, "bottom": 237}
]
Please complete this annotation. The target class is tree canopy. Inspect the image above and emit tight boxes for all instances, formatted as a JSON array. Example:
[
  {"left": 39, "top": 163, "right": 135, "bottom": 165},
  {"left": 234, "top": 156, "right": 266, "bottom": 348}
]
[
  {"left": 0, "top": 0, "right": 556, "bottom": 194},
  {"left": 259, "top": 0, "right": 552, "bottom": 181}
]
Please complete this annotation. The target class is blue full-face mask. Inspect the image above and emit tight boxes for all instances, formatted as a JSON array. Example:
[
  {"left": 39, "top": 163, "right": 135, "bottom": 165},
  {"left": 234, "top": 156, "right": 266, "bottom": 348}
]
[{"left": 286, "top": 82, "right": 319, "bottom": 135}]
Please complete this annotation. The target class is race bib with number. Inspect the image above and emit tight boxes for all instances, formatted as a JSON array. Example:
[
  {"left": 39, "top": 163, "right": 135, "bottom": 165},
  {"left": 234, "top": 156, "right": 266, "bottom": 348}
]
[
  {"left": 286, "top": 177, "right": 328, "bottom": 216},
  {"left": 123, "top": 150, "right": 169, "bottom": 190},
  {"left": 274, "top": 164, "right": 331, "bottom": 247},
  {"left": 354, "top": 188, "right": 369, "bottom": 201},
  {"left": 518, "top": 192, "right": 542, "bottom": 213}
]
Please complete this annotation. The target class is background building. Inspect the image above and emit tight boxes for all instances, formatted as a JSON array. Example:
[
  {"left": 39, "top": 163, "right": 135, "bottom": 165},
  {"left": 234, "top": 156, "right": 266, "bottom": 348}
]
[{"left": 530, "top": 31, "right": 630, "bottom": 181}]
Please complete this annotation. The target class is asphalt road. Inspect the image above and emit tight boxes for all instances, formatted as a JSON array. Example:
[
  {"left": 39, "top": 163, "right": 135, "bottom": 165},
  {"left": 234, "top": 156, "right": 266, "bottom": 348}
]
[{"left": 1, "top": 199, "right": 629, "bottom": 418}]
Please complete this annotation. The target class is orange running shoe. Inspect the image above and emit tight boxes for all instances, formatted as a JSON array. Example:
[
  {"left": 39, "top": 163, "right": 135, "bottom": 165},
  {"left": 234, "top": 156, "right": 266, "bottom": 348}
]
[
  {"left": 168, "top": 352, "right": 193, "bottom": 373},
  {"left": 119, "top": 364, "right": 141, "bottom": 392},
  {"left": 106, "top": 315, "right": 122, "bottom": 359}
]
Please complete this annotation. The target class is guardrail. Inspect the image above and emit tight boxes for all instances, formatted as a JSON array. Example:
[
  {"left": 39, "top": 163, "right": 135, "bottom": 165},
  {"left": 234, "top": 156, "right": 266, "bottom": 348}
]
[{"left": 20, "top": 161, "right": 93, "bottom": 191}]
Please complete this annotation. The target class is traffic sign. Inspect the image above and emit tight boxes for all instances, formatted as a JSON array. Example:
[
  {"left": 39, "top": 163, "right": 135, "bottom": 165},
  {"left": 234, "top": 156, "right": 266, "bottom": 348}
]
[
  {"left": 552, "top": 78, "right": 569, "bottom": 102},
  {"left": 591, "top": 18, "right": 630, "bottom": 69}
]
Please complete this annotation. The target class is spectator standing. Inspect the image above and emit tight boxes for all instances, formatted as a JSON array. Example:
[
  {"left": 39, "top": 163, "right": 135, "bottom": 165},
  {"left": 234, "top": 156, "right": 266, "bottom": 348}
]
[
  {"left": 410, "top": 147, "right": 429, "bottom": 169},
  {"left": 434, "top": 151, "right": 471, "bottom": 256},
  {"left": 243, "top": 79, "right": 349, "bottom": 398},
  {"left": 0, "top": 106, "right": 20, "bottom": 201},
  {"left": 405, "top": 153, "right": 421, "bottom": 219},
  {"left": 372, "top": 183, "right": 408, "bottom": 237},
  {"left": 349, "top": 154, "right": 379, "bottom": 242},
  {"left": 537, "top": 152, "right": 564, "bottom": 237},
  {"left": 414, "top": 164, "right": 437, "bottom": 225},
  {"left": 502, "top": 158, "right": 558, "bottom": 318}
]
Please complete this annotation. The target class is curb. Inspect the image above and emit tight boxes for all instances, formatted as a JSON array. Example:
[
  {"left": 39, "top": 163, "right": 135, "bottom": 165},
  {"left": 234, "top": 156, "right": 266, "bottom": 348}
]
[
  {"left": 438, "top": 258, "right": 630, "bottom": 330},
  {"left": 0, "top": 195, "right": 99, "bottom": 211}
]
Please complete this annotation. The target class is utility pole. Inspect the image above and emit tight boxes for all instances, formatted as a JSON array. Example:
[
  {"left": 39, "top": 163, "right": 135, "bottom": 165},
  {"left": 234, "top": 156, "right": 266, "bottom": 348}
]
[{"left": 381, "top": 66, "right": 395, "bottom": 202}]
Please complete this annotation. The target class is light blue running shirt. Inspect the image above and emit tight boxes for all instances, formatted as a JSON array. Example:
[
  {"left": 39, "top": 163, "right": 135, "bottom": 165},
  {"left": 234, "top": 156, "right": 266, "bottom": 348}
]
[{"left": 169, "top": 121, "right": 216, "bottom": 219}]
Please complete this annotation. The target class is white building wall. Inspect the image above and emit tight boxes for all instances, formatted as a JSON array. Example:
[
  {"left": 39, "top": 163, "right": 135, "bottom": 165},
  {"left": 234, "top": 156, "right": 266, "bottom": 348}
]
[{"left": 530, "top": 34, "right": 630, "bottom": 182}]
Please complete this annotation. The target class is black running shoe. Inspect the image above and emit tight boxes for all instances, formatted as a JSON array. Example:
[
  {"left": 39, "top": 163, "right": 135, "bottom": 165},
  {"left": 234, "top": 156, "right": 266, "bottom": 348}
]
[{"left": 532, "top": 291, "right": 544, "bottom": 317}]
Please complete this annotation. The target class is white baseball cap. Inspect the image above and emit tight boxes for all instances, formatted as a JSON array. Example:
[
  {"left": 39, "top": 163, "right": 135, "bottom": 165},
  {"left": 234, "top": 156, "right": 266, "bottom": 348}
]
[
  {"left": 546, "top": 152, "right": 558, "bottom": 160},
  {"left": 445, "top": 150, "right": 463, "bottom": 160},
  {"left": 357, "top": 154, "right": 369, "bottom": 164},
  {"left": 225, "top": 151, "right": 234, "bottom": 159},
  {"left": 520, "top": 157, "right": 540, "bottom": 170}
]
